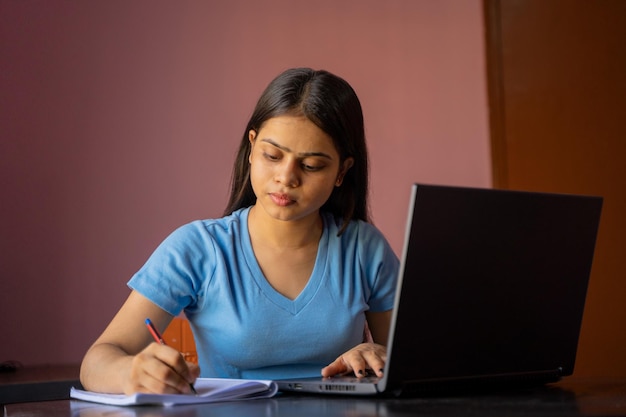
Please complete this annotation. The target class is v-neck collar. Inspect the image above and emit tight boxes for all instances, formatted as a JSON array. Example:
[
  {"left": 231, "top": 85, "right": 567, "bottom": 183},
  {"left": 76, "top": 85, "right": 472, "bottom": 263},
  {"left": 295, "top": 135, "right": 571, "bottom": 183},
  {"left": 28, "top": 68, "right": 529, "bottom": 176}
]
[{"left": 240, "top": 207, "right": 328, "bottom": 315}]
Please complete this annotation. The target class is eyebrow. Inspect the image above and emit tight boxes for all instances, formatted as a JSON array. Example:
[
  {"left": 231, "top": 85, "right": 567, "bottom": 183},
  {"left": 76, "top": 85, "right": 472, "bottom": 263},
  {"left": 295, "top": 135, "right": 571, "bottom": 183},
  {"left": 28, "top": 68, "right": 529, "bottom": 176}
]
[{"left": 260, "top": 138, "right": 334, "bottom": 160}]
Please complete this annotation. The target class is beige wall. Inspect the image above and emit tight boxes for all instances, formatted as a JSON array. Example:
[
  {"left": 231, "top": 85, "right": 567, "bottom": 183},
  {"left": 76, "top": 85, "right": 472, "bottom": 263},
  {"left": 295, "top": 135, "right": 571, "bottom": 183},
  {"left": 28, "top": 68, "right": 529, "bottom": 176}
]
[{"left": 0, "top": 0, "right": 489, "bottom": 365}]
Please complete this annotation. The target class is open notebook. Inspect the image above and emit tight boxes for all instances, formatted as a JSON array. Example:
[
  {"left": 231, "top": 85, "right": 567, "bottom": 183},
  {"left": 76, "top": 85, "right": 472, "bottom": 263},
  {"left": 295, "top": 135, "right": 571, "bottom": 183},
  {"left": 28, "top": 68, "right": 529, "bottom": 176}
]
[
  {"left": 277, "top": 183, "right": 603, "bottom": 396},
  {"left": 70, "top": 378, "right": 277, "bottom": 406}
]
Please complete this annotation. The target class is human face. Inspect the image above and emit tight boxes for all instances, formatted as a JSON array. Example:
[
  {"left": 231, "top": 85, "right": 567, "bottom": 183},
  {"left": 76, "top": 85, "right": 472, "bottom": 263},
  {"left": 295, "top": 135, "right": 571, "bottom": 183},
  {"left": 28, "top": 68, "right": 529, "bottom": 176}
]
[{"left": 248, "top": 115, "right": 353, "bottom": 224}]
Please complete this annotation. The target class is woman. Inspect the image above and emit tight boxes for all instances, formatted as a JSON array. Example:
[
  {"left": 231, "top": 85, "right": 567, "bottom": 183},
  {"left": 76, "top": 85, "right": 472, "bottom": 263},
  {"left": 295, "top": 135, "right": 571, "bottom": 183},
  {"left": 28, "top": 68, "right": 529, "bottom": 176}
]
[{"left": 80, "top": 68, "right": 399, "bottom": 395}]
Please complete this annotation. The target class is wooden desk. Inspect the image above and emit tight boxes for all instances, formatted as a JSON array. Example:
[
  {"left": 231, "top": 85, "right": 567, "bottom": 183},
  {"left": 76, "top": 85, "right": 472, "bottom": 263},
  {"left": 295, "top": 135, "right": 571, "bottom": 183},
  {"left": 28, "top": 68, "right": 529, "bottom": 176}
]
[{"left": 3, "top": 377, "right": 626, "bottom": 416}]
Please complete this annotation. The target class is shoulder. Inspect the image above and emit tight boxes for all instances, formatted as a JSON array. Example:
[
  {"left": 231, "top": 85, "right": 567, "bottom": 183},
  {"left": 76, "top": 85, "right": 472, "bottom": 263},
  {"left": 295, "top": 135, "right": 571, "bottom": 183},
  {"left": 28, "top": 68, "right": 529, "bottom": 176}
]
[
  {"left": 321, "top": 213, "right": 399, "bottom": 308},
  {"left": 173, "top": 208, "right": 247, "bottom": 237},
  {"left": 322, "top": 212, "right": 395, "bottom": 260},
  {"left": 159, "top": 208, "right": 249, "bottom": 252},
  {"left": 323, "top": 212, "right": 389, "bottom": 244}
]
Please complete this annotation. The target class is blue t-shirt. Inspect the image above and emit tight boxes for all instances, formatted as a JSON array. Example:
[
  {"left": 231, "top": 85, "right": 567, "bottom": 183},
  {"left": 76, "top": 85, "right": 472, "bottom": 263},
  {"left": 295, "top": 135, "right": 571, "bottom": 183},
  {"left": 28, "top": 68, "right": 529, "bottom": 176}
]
[{"left": 128, "top": 207, "right": 399, "bottom": 379}]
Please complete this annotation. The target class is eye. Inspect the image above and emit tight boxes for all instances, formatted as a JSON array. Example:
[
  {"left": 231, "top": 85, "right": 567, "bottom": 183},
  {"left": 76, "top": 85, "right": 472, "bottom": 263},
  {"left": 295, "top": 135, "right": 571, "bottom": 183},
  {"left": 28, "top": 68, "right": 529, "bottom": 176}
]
[
  {"left": 301, "top": 161, "right": 324, "bottom": 172},
  {"left": 263, "top": 151, "right": 280, "bottom": 161}
]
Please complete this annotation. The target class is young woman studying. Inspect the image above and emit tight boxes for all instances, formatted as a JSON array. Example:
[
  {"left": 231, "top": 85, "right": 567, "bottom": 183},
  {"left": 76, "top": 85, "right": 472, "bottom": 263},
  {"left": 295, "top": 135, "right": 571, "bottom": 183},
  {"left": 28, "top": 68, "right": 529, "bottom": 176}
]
[{"left": 79, "top": 68, "right": 399, "bottom": 395}]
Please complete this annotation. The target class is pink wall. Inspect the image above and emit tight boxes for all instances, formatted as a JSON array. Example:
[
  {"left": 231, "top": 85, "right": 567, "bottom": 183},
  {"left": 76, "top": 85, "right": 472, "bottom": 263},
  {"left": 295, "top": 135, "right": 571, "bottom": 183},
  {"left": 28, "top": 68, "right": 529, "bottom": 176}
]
[{"left": 0, "top": 0, "right": 490, "bottom": 365}]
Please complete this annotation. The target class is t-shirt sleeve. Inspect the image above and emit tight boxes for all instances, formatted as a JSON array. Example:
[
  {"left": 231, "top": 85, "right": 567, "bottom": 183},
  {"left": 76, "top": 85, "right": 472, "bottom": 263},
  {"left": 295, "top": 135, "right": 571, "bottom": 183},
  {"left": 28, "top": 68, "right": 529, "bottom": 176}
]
[
  {"left": 127, "top": 222, "right": 216, "bottom": 316},
  {"left": 359, "top": 223, "right": 400, "bottom": 312}
]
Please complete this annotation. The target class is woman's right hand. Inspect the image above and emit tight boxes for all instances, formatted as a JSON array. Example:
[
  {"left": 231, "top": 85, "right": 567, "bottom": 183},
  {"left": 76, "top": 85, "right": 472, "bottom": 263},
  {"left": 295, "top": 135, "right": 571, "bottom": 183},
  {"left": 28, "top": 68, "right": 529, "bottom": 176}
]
[
  {"left": 80, "top": 291, "right": 200, "bottom": 395},
  {"left": 124, "top": 342, "right": 200, "bottom": 395}
]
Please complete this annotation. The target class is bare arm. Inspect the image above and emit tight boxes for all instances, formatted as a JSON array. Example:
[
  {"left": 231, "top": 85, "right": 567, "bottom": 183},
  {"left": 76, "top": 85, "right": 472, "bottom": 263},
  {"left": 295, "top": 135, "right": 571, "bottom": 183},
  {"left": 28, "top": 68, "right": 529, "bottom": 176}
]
[
  {"left": 80, "top": 291, "right": 199, "bottom": 394},
  {"left": 321, "top": 310, "right": 392, "bottom": 378}
]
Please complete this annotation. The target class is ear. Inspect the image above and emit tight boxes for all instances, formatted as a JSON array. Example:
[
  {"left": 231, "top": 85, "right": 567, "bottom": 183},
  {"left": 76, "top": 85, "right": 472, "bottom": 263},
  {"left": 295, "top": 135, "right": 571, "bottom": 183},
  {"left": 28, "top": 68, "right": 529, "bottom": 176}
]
[
  {"left": 335, "top": 157, "right": 354, "bottom": 187},
  {"left": 248, "top": 130, "right": 257, "bottom": 164}
]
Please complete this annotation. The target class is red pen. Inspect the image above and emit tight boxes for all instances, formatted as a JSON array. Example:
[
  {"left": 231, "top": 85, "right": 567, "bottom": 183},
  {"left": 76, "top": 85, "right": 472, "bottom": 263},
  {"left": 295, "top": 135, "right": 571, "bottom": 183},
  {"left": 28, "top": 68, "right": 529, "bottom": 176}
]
[{"left": 145, "top": 318, "right": 198, "bottom": 395}]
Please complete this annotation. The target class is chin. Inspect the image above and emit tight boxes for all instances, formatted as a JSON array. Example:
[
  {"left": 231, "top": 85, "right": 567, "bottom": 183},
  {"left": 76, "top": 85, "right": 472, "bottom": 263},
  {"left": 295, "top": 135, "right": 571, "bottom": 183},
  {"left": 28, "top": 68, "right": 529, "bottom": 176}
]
[{"left": 270, "top": 206, "right": 318, "bottom": 223}]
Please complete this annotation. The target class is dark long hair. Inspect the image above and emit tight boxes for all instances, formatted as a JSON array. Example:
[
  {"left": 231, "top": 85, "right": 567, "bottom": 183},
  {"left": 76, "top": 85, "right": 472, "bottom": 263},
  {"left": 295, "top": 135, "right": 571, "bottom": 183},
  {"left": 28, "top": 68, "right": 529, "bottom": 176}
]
[{"left": 224, "top": 68, "right": 370, "bottom": 231}]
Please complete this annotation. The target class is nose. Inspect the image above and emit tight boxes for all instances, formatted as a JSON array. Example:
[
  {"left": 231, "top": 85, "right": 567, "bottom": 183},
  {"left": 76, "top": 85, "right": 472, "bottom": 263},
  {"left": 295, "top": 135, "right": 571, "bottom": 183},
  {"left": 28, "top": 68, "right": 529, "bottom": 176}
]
[{"left": 274, "top": 158, "right": 300, "bottom": 188}]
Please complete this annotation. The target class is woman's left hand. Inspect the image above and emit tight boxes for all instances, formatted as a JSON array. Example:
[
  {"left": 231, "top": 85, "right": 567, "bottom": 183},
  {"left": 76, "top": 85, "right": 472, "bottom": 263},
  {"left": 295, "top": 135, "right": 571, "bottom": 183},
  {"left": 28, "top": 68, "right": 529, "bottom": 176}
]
[{"left": 320, "top": 343, "right": 386, "bottom": 378}]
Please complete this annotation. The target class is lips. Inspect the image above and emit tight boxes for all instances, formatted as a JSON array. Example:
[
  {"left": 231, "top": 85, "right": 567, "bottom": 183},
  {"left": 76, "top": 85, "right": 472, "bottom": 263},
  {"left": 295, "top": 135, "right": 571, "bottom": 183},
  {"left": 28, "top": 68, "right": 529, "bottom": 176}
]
[{"left": 270, "top": 192, "right": 295, "bottom": 207}]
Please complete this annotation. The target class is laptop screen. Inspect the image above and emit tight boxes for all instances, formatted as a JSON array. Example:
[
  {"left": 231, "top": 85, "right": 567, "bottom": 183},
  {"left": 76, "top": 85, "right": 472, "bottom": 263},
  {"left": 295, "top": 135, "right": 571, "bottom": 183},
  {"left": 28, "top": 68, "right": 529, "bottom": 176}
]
[{"left": 386, "top": 184, "right": 602, "bottom": 385}]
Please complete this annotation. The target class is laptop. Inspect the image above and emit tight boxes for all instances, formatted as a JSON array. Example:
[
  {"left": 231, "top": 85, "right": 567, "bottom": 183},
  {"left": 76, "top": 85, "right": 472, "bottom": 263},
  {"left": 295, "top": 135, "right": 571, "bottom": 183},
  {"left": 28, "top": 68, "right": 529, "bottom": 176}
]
[{"left": 277, "top": 183, "right": 603, "bottom": 396}]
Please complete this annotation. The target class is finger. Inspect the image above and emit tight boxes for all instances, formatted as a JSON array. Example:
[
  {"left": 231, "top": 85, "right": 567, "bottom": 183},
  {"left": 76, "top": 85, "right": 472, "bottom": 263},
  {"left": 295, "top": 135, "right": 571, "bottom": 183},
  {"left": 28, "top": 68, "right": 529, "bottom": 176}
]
[
  {"left": 128, "top": 350, "right": 182, "bottom": 394},
  {"left": 135, "top": 344, "right": 195, "bottom": 394},
  {"left": 151, "top": 344, "right": 198, "bottom": 391},
  {"left": 186, "top": 361, "right": 201, "bottom": 381},
  {"left": 142, "top": 365, "right": 190, "bottom": 394},
  {"left": 321, "top": 356, "right": 351, "bottom": 378},
  {"left": 343, "top": 354, "right": 367, "bottom": 378},
  {"left": 361, "top": 349, "right": 386, "bottom": 377}
]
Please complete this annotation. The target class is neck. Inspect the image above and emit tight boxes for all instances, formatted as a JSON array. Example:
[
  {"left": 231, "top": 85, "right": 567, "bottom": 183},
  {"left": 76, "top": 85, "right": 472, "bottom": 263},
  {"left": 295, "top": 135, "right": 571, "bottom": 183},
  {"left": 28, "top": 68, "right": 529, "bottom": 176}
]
[{"left": 248, "top": 205, "right": 323, "bottom": 249}]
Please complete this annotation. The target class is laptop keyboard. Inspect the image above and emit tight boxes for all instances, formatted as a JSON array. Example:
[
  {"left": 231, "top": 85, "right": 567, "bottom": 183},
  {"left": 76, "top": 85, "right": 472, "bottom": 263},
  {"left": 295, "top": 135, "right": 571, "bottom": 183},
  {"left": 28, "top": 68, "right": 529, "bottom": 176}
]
[{"left": 326, "top": 375, "right": 380, "bottom": 384}]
